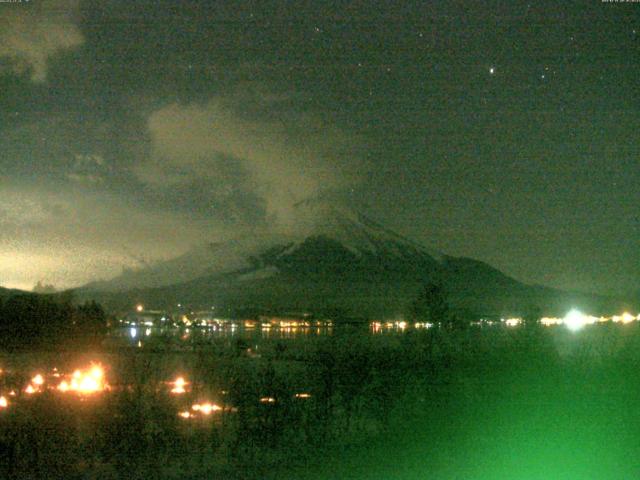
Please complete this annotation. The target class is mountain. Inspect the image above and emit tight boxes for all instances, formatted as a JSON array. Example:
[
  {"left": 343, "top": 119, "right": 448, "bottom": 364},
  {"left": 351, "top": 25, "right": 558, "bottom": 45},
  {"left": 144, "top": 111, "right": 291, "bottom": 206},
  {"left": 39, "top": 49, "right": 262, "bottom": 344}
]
[
  {"left": 78, "top": 200, "right": 628, "bottom": 318},
  {"left": 0, "top": 286, "right": 27, "bottom": 299}
]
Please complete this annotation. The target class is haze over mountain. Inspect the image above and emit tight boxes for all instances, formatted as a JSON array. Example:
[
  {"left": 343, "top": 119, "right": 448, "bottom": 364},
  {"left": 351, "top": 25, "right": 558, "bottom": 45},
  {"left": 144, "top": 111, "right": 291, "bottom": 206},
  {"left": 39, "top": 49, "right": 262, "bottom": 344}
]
[{"left": 80, "top": 200, "right": 630, "bottom": 318}]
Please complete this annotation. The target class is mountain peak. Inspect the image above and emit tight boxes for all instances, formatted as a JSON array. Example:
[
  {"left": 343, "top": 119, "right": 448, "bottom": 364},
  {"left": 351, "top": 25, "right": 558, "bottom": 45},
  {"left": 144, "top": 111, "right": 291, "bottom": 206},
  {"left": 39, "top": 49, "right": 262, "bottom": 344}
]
[
  {"left": 83, "top": 198, "right": 442, "bottom": 292},
  {"left": 288, "top": 198, "right": 442, "bottom": 260}
]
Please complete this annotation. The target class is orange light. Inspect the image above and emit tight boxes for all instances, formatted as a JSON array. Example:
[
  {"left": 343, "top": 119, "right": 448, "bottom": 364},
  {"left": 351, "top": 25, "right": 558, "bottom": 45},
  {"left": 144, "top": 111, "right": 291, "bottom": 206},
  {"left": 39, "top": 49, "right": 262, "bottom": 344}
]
[
  {"left": 32, "top": 374, "right": 44, "bottom": 386},
  {"left": 57, "top": 364, "right": 107, "bottom": 394},
  {"left": 78, "top": 376, "right": 100, "bottom": 393},
  {"left": 191, "top": 402, "right": 222, "bottom": 415},
  {"left": 170, "top": 376, "right": 187, "bottom": 394},
  {"left": 25, "top": 385, "right": 36, "bottom": 394},
  {"left": 0, "top": 396, "right": 7, "bottom": 408}
]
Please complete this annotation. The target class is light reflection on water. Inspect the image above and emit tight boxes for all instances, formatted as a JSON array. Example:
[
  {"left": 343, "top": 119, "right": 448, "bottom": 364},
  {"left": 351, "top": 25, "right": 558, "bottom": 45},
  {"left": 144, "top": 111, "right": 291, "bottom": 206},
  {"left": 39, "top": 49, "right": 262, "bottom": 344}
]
[
  {"left": 113, "top": 323, "right": 336, "bottom": 343},
  {"left": 113, "top": 310, "right": 640, "bottom": 346}
]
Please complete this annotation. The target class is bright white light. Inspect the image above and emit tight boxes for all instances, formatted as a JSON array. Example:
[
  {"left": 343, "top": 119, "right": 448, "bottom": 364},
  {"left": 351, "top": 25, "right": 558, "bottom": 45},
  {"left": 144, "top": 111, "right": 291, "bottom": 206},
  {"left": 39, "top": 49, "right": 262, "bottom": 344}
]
[
  {"left": 130, "top": 327, "right": 137, "bottom": 339},
  {"left": 621, "top": 312, "right": 635, "bottom": 324},
  {"left": 564, "top": 309, "right": 586, "bottom": 331},
  {"left": 541, "top": 317, "right": 562, "bottom": 327},
  {"left": 489, "top": 66, "right": 495, "bottom": 74},
  {"left": 504, "top": 318, "right": 521, "bottom": 327}
]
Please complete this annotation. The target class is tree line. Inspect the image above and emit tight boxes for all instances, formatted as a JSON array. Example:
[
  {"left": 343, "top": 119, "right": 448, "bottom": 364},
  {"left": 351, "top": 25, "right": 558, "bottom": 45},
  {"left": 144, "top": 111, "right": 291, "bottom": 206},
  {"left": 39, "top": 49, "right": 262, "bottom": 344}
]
[{"left": 0, "top": 292, "right": 107, "bottom": 350}]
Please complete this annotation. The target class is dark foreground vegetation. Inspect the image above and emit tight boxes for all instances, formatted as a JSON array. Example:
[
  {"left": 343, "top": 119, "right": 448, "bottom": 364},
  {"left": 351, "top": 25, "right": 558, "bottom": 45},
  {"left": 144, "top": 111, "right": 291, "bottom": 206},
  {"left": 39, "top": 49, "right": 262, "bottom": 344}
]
[
  {"left": 0, "top": 320, "right": 640, "bottom": 479},
  {"left": 0, "top": 293, "right": 106, "bottom": 350}
]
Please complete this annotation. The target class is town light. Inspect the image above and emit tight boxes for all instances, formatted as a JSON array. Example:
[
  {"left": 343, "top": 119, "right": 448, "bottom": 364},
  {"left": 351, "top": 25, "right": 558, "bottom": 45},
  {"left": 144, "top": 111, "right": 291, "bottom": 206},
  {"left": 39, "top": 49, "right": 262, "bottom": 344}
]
[
  {"left": 191, "top": 402, "right": 222, "bottom": 415},
  {"left": 564, "top": 309, "right": 586, "bottom": 331}
]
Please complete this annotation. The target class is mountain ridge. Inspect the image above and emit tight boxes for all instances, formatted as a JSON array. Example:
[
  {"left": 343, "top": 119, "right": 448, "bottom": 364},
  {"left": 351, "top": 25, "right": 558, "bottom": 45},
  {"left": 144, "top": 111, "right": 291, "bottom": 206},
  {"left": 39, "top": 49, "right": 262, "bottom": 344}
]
[{"left": 78, "top": 201, "right": 633, "bottom": 317}]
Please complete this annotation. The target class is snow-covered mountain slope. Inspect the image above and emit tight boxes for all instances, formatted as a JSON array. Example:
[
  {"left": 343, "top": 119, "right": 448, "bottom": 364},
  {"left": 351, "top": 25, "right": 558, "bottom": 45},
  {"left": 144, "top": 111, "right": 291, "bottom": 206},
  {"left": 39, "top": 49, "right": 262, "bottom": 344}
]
[
  {"left": 286, "top": 199, "right": 443, "bottom": 261},
  {"left": 84, "top": 200, "right": 443, "bottom": 292}
]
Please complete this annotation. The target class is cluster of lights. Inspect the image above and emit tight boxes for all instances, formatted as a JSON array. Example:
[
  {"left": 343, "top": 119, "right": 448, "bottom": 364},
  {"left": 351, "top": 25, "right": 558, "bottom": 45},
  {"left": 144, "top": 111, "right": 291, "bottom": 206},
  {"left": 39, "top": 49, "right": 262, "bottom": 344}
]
[
  {"left": 501, "top": 310, "right": 640, "bottom": 331},
  {"left": 370, "top": 311, "right": 639, "bottom": 332},
  {"left": 24, "top": 373, "right": 45, "bottom": 394},
  {"left": 178, "top": 402, "right": 223, "bottom": 419},
  {"left": 16, "top": 364, "right": 108, "bottom": 400},
  {"left": 257, "top": 393, "right": 313, "bottom": 404},
  {"left": 371, "top": 321, "right": 433, "bottom": 333},
  {"left": 539, "top": 310, "right": 640, "bottom": 331},
  {"left": 57, "top": 365, "right": 107, "bottom": 394}
]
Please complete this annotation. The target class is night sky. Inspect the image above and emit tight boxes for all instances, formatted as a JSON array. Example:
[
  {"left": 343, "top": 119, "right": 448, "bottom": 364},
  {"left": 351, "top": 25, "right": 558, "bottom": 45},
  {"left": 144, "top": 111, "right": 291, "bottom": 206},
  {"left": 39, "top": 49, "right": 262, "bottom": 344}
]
[{"left": 0, "top": 0, "right": 638, "bottom": 295}]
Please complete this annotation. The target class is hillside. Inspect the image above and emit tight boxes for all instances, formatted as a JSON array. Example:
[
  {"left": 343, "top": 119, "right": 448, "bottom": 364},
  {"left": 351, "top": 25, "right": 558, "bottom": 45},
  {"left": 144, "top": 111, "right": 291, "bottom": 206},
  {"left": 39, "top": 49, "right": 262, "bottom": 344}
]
[{"left": 76, "top": 201, "right": 627, "bottom": 318}]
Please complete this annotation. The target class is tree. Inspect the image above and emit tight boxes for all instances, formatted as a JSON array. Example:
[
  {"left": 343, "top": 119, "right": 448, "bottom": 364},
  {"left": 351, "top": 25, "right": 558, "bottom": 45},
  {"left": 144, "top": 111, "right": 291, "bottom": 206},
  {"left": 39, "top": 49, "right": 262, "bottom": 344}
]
[
  {"left": 409, "top": 282, "right": 449, "bottom": 322},
  {"left": 73, "top": 300, "right": 107, "bottom": 345},
  {"left": 409, "top": 282, "right": 466, "bottom": 329},
  {"left": 522, "top": 304, "right": 542, "bottom": 328}
]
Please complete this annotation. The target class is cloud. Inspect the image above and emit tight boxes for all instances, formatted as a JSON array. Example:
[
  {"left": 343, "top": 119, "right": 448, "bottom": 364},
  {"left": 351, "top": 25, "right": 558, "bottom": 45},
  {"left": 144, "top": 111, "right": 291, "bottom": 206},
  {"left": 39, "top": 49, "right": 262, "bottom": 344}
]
[
  {"left": 135, "top": 88, "right": 362, "bottom": 228},
  {"left": 0, "top": 0, "right": 83, "bottom": 82},
  {"left": 0, "top": 182, "right": 224, "bottom": 289},
  {"left": 66, "top": 153, "right": 110, "bottom": 184}
]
